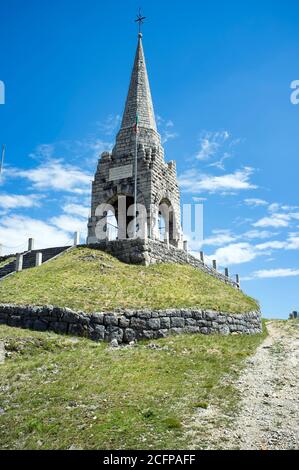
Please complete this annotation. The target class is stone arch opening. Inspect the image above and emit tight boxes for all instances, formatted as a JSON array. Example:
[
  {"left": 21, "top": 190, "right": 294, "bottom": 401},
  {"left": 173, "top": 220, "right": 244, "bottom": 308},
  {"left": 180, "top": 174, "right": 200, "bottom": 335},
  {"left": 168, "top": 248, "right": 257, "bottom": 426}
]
[
  {"left": 158, "top": 199, "right": 175, "bottom": 243},
  {"left": 105, "top": 194, "right": 135, "bottom": 240}
]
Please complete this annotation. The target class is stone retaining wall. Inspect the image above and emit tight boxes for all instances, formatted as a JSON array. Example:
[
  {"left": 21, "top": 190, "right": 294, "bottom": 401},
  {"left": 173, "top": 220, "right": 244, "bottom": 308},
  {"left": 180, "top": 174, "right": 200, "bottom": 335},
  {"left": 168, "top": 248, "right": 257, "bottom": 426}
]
[
  {"left": 87, "top": 238, "right": 239, "bottom": 288},
  {"left": 0, "top": 304, "right": 262, "bottom": 343}
]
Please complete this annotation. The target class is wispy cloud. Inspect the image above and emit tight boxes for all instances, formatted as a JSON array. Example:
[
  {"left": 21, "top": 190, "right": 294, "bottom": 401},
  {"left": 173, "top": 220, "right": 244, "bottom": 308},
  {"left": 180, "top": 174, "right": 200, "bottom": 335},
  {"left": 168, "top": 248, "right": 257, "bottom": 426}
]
[
  {"left": 29, "top": 144, "right": 55, "bottom": 161},
  {"left": 50, "top": 214, "right": 87, "bottom": 234},
  {"left": 208, "top": 152, "right": 231, "bottom": 170},
  {"left": 179, "top": 167, "right": 257, "bottom": 194},
  {"left": 244, "top": 198, "right": 268, "bottom": 207},
  {"left": 201, "top": 229, "right": 237, "bottom": 247},
  {"left": 63, "top": 203, "right": 90, "bottom": 218},
  {"left": 246, "top": 268, "right": 299, "bottom": 280},
  {"left": 243, "top": 229, "right": 275, "bottom": 239},
  {"left": 0, "top": 215, "right": 72, "bottom": 255},
  {"left": 9, "top": 160, "right": 92, "bottom": 195},
  {"left": 210, "top": 242, "right": 261, "bottom": 266},
  {"left": 76, "top": 138, "right": 113, "bottom": 165},
  {"left": 156, "top": 115, "right": 179, "bottom": 144},
  {"left": 268, "top": 203, "right": 299, "bottom": 213},
  {"left": 255, "top": 233, "right": 299, "bottom": 251},
  {"left": 196, "top": 130, "right": 230, "bottom": 161},
  {"left": 0, "top": 193, "right": 42, "bottom": 210},
  {"left": 205, "top": 230, "right": 299, "bottom": 267},
  {"left": 253, "top": 213, "right": 291, "bottom": 228},
  {"left": 96, "top": 114, "right": 121, "bottom": 136}
]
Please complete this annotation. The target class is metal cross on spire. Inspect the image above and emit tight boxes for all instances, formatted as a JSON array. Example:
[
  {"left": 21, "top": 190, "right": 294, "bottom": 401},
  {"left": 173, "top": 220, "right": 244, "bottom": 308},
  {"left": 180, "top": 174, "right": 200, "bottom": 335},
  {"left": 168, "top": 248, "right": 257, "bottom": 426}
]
[{"left": 135, "top": 8, "right": 146, "bottom": 35}]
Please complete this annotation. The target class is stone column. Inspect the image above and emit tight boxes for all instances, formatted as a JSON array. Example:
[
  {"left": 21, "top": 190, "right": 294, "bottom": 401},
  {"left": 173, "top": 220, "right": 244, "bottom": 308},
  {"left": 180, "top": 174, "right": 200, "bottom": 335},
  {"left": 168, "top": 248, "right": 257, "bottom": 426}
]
[
  {"left": 106, "top": 225, "right": 111, "bottom": 242},
  {"left": 35, "top": 252, "right": 42, "bottom": 267},
  {"left": 200, "top": 251, "right": 204, "bottom": 263},
  {"left": 15, "top": 253, "right": 23, "bottom": 272},
  {"left": 164, "top": 232, "right": 169, "bottom": 249},
  {"left": 28, "top": 238, "right": 34, "bottom": 251},
  {"left": 183, "top": 240, "right": 188, "bottom": 252},
  {"left": 74, "top": 232, "right": 80, "bottom": 246},
  {"left": 117, "top": 195, "right": 127, "bottom": 240},
  {"left": 236, "top": 274, "right": 240, "bottom": 287},
  {"left": 225, "top": 268, "right": 229, "bottom": 278},
  {"left": 212, "top": 260, "right": 217, "bottom": 270}
]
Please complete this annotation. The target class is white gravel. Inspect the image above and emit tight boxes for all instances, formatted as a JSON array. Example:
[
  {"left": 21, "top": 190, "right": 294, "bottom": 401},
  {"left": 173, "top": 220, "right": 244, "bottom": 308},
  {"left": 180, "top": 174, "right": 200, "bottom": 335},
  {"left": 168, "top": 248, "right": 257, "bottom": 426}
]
[{"left": 186, "top": 321, "right": 299, "bottom": 450}]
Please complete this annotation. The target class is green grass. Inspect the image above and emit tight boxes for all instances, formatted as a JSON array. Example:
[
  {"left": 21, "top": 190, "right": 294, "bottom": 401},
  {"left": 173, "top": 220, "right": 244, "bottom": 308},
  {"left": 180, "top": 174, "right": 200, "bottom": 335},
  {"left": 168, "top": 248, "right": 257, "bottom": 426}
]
[
  {"left": 0, "top": 324, "right": 266, "bottom": 450},
  {"left": 0, "top": 247, "right": 258, "bottom": 313},
  {"left": 193, "top": 401, "right": 209, "bottom": 409}
]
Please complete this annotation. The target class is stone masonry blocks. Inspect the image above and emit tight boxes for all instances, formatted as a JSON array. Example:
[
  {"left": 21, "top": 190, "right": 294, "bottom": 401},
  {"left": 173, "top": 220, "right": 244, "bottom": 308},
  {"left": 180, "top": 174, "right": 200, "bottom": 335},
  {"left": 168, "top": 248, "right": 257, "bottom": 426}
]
[{"left": 0, "top": 303, "right": 262, "bottom": 344}]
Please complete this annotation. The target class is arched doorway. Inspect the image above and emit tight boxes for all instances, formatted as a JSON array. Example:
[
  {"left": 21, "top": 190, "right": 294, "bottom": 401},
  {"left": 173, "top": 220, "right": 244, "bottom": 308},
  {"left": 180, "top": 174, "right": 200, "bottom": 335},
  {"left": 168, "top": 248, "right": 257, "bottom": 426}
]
[
  {"left": 158, "top": 199, "right": 175, "bottom": 243},
  {"left": 106, "top": 195, "right": 135, "bottom": 240}
]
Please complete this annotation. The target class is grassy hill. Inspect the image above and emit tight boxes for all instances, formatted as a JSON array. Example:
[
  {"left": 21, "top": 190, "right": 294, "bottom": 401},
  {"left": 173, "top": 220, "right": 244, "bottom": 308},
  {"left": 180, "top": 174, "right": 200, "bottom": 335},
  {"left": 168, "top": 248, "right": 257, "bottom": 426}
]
[
  {"left": 0, "top": 247, "right": 259, "bottom": 314},
  {"left": 0, "top": 323, "right": 266, "bottom": 450}
]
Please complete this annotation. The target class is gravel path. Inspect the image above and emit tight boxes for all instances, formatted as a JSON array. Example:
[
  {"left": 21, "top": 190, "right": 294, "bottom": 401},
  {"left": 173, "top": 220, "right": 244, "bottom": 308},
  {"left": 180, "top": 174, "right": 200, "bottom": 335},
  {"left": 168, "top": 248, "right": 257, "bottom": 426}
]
[{"left": 187, "top": 321, "right": 299, "bottom": 450}]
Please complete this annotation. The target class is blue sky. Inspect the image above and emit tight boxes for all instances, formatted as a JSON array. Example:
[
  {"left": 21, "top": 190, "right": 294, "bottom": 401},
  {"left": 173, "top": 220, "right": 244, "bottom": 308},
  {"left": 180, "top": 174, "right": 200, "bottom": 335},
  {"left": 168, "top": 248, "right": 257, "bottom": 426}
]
[{"left": 0, "top": 0, "right": 299, "bottom": 318}]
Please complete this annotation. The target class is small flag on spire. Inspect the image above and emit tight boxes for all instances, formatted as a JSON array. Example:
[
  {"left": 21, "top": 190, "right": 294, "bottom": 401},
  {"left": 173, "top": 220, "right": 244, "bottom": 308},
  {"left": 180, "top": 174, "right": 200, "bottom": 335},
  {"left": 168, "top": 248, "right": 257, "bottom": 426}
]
[
  {"left": 0, "top": 144, "right": 5, "bottom": 175},
  {"left": 133, "top": 113, "right": 139, "bottom": 133}
]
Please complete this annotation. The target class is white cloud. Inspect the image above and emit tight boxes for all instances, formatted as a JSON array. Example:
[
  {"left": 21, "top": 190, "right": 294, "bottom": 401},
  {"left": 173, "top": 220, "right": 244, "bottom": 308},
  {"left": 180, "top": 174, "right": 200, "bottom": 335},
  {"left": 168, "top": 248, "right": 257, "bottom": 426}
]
[
  {"left": 208, "top": 152, "right": 231, "bottom": 170},
  {"left": 244, "top": 198, "right": 268, "bottom": 207},
  {"left": 63, "top": 203, "right": 90, "bottom": 218},
  {"left": 243, "top": 230, "right": 274, "bottom": 240},
  {"left": 252, "top": 268, "right": 299, "bottom": 279},
  {"left": 161, "top": 130, "right": 179, "bottom": 144},
  {"left": 252, "top": 233, "right": 299, "bottom": 253},
  {"left": 196, "top": 130, "right": 230, "bottom": 161},
  {"left": 0, "top": 194, "right": 42, "bottom": 210},
  {"left": 79, "top": 139, "right": 113, "bottom": 164},
  {"left": 179, "top": 167, "right": 257, "bottom": 194},
  {"left": 9, "top": 160, "right": 92, "bottom": 195},
  {"left": 202, "top": 229, "right": 237, "bottom": 247},
  {"left": 0, "top": 215, "right": 71, "bottom": 255},
  {"left": 50, "top": 215, "right": 87, "bottom": 234},
  {"left": 256, "top": 240, "right": 286, "bottom": 250},
  {"left": 286, "top": 233, "right": 299, "bottom": 249},
  {"left": 253, "top": 213, "right": 291, "bottom": 228},
  {"left": 210, "top": 242, "right": 259, "bottom": 266},
  {"left": 27, "top": 136, "right": 113, "bottom": 171},
  {"left": 96, "top": 114, "right": 121, "bottom": 136},
  {"left": 192, "top": 197, "right": 207, "bottom": 202},
  {"left": 156, "top": 115, "right": 178, "bottom": 144},
  {"left": 268, "top": 203, "right": 281, "bottom": 213},
  {"left": 268, "top": 203, "right": 299, "bottom": 213},
  {"left": 29, "top": 144, "right": 55, "bottom": 161}
]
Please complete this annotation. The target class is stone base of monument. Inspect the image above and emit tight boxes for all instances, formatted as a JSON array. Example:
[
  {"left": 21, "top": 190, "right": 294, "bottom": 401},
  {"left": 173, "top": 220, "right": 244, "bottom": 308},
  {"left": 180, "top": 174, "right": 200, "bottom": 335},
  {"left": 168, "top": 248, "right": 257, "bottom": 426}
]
[{"left": 0, "top": 304, "right": 262, "bottom": 344}]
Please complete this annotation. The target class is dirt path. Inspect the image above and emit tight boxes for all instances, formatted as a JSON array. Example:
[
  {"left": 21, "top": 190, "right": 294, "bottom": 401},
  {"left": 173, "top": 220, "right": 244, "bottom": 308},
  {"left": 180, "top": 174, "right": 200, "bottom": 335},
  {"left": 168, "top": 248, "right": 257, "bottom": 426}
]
[
  {"left": 0, "top": 341, "right": 5, "bottom": 364},
  {"left": 188, "top": 321, "right": 299, "bottom": 450}
]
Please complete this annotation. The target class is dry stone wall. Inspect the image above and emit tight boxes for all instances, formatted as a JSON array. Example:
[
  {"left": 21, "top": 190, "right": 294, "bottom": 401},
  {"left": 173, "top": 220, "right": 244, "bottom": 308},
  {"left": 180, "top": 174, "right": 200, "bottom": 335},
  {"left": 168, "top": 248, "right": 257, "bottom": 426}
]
[{"left": 0, "top": 304, "right": 262, "bottom": 344}]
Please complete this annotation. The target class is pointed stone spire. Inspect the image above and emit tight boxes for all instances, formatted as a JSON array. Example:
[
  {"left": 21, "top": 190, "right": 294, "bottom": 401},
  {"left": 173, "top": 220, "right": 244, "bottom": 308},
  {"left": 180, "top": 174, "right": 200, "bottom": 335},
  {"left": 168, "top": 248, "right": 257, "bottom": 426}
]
[{"left": 120, "top": 33, "right": 157, "bottom": 132}]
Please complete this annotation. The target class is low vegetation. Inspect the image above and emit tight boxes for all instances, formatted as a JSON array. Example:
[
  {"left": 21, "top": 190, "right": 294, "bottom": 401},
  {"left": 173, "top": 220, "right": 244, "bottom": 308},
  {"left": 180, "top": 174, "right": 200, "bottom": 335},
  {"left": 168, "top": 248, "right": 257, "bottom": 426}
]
[
  {"left": 0, "top": 324, "right": 266, "bottom": 450},
  {"left": 0, "top": 247, "right": 259, "bottom": 313}
]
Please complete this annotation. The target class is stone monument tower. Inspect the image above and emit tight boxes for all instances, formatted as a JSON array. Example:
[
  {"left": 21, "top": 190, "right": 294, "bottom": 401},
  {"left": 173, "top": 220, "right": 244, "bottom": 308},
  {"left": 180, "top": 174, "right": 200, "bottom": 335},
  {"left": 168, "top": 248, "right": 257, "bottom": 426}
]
[{"left": 87, "top": 31, "right": 182, "bottom": 247}]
